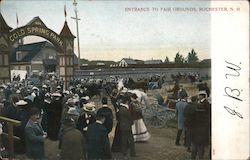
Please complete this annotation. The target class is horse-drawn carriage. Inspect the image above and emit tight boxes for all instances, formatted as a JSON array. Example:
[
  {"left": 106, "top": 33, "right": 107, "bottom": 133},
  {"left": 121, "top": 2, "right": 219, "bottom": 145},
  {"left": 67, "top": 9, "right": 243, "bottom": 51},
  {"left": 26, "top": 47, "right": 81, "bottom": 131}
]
[{"left": 141, "top": 94, "right": 177, "bottom": 129}]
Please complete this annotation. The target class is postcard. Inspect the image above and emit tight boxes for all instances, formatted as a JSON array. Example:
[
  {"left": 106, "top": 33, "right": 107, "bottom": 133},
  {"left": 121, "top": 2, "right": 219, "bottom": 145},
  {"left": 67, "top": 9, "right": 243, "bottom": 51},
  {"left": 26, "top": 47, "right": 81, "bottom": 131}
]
[{"left": 0, "top": 0, "right": 249, "bottom": 159}]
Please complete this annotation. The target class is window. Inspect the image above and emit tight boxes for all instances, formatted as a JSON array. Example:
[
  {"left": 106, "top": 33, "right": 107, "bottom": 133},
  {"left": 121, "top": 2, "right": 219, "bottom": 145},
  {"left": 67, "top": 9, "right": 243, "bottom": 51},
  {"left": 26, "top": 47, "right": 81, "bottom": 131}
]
[
  {"left": 16, "top": 51, "right": 23, "bottom": 61},
  {"left": 4, "top": 55, "right": 8, "bottom": 65},
  {"left": 69, "top": 57, "right": 73, "bottom": 65},
  {"left": 48, "top": 55, "right": 54, "bottom": 59},
  {"left": 0, "top": 55, "right": 2, "bottom": 65}
]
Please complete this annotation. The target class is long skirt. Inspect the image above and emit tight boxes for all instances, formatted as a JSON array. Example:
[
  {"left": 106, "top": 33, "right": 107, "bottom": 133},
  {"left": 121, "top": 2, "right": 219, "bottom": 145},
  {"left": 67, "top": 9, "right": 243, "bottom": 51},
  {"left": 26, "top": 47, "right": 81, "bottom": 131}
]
[
  {"left": 111, "top": 122, "right": 122, "bottom": 152},
  {"left": 132, "top": 119, "right": 151, "bottom": 142}
]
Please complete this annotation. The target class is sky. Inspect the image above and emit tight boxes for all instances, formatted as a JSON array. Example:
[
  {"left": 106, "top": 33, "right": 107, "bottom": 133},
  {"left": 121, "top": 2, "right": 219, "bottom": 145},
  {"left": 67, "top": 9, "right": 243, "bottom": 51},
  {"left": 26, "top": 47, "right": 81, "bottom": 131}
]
[{"left": 0, "top": 0, "right": 211, "bottom": 61}]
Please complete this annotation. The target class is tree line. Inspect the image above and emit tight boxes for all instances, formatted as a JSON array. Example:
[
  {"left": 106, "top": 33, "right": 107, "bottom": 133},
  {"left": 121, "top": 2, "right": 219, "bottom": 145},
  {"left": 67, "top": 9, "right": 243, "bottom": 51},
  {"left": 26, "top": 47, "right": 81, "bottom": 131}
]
[{"left": 165, "top": 48, "right": 199, "bottom": 64}]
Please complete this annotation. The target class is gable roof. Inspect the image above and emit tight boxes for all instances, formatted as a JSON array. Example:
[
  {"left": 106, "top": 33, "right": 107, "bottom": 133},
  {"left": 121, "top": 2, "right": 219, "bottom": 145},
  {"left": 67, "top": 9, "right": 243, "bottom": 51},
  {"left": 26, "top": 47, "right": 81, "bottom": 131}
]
[
  {"left": 60, "top": 21, "right": 75, "bottom": 38},
  {"left": 26, "top": 16, "right": 47, "bottom": 27},
  {"left": 10, "top": 41, "right": 50, "bottom": 63},
  {"left": 121, "top": 58, "right": 137, "bottom": 65}
]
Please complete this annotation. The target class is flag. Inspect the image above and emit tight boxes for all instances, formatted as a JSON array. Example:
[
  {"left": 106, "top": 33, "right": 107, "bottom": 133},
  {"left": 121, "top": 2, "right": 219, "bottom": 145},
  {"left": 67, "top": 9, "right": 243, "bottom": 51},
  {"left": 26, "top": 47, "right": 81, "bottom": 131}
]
[
  {"left": 16, "top": 12, "right": 19, "bottom": 26},
  {"left": 64, "top": 5, "right": 67, "bottom": 18}
]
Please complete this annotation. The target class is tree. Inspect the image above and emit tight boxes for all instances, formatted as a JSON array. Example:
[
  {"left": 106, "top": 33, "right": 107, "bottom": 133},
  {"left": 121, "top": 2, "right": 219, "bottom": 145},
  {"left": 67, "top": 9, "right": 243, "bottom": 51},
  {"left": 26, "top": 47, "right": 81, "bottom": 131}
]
[
  {"left": 187, "top": 49, "right": 199, "bottom": 63},
  {"left": 164, "top": 56, "right": 170, "bottom": 63},
  {"left": 174, "top": 52, "right": 184, "bottom": 63}
]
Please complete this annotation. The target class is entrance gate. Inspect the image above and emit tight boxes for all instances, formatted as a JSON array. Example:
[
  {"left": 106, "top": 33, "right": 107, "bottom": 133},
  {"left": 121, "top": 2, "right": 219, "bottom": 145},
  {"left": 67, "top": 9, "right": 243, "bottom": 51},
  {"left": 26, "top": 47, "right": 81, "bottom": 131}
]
[{"left": 0, "top": 13, "right": 76, "bottom": 88}]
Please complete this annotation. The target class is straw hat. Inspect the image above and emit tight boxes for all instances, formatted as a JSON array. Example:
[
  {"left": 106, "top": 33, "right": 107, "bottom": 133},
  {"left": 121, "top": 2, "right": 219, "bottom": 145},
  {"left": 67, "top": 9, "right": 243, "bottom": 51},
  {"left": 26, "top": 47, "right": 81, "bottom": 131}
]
[
  {"left": 56, "top": 86, "right": 62, "bottom": 89},
  {"left": 16, "top": 100, "right": 28, "bottom": 106},
  {"left": 16, "top": 90, "right": 21, "bottom": 94},
  {"left": 51, "top": 93, "right": 62, "bottom": 97},
  {"left": 63, "top": 90, "right": 70, "bottom": 95},
  {"left": 83, "top": 102, "right": 95, "bottom": 112},
  {"left": 0, "top": 84, "right": 6, "bottom": 89},
  {"left": 32, "top": 86, "right": 39, "bottom": 91},
  {"left": 81, "top": 96, "right": 90, "bottom": 101},
  {"left": 66, "top": 98, "right": 75, "bottom": 106},
  {"left": 42, "top": 85, "right": 47, "bottom": 88}
]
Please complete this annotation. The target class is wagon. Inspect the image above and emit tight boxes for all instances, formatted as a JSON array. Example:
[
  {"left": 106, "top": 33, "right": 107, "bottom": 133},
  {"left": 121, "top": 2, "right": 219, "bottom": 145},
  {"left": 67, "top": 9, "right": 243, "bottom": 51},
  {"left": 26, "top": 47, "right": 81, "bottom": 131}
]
[{"left": 142, "top": 103, "right": 176, "bottom": 128}]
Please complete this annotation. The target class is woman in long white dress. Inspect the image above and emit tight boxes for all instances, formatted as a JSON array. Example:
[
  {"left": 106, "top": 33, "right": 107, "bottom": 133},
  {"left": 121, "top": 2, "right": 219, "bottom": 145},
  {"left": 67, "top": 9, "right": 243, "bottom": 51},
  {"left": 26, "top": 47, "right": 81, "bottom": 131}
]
[
  {"left": 129, "top": 93, "right": 151, "bottom": 142},
  {"left": 117, "top": 79, "right": 151, "bottom": 142}
]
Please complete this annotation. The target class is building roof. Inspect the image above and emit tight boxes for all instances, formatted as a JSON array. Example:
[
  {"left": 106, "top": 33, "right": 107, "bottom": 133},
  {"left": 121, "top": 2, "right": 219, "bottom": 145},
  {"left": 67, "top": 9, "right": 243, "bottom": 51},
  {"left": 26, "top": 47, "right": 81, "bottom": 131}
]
[
  {"left": 145, "top": 59, "right": 162, "bottom": 64},
  {"left": 26, "top": 16, "right": 47, "bottom": 27},
  {"left": 10, "top": 41, "right": 50, "bottom": 63},
  {"left": 121, "top": 58, "right": 137, "bottom": 65},
  {"left": 0, "top": 13, "right": 12, "bottom": 34},
  {"left": 11, "top": 41, "right": 78, "bottom": 65},
  {"left": 59, "top": 21, "right": 76, "bottom": 38},
  {"left": 200, "top": 59, "right": 211, "bottom": 63}
]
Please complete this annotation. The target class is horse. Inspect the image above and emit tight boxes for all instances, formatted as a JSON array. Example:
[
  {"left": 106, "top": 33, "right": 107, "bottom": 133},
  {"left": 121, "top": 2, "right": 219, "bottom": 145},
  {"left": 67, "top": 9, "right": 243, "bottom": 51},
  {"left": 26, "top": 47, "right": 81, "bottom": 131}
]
[
  {"left": 124, "top": 78, "right": 148, "bottom": 92},
  {"left": 81, "top": 82, "right": 102, "bottom": 99},
  {"left": 103, "top": 81, "right": 117, "bottom": 96}
]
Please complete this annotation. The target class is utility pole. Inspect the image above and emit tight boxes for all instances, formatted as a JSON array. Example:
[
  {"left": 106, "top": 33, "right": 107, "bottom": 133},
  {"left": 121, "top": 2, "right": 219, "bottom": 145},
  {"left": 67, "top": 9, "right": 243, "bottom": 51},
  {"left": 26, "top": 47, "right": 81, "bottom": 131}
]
[{"left": 71, "top": 0, "right": 81, "bottom": 69}]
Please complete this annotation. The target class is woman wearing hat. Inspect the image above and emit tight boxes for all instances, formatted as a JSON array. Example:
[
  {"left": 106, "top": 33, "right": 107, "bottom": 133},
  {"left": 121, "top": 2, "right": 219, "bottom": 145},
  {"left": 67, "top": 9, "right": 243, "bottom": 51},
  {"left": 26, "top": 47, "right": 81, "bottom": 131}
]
[
  {"left": 25, "top": 107, "right": 47, "bottom": 160},
  {"left": 112, "top": 94, "right": 136, "bottom": 157},
  {"left": 129, "top": 93, "right": 151, "bottom": 142},
  {"left": 76, "top": 102, "right": 96, "bottom": 137}
]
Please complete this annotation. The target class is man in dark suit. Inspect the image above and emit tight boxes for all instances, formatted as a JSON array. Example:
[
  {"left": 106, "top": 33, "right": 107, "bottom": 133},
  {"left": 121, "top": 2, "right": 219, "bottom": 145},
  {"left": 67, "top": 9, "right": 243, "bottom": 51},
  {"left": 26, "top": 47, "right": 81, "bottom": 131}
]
[
  {"left": 190, "top": 91, "right": 211, "bottom": 160},
  {"left": 60, "top": 118, "right": 86, "bottom": 160},
  {"left": 76, "top": 102, "right": 96, "bottom": 137},
  {"left": 184, "top": 96, "right": 198, "bottom": 152},
  {"left": 96, "top": 97, "right": 113, "bottom": 134},
  {"left": 118, "top": 94, "right": 136, "bottom": 157},
  {"left": 47, "top": 93, "right": 63, "bottom": 141},
  {"left": 86, "top": 109, "right": 112, "bottom": 160}
]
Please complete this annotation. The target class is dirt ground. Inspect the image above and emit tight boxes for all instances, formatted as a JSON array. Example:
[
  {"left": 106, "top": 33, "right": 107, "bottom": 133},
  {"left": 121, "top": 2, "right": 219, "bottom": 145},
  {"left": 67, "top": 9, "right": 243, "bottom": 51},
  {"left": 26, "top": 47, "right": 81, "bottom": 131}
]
[
  {"left": 16, "top": 80, "right": 211, "bottom": 160},
  {"left": 40, "top": 125, "right": 210, "bottom": 160}
]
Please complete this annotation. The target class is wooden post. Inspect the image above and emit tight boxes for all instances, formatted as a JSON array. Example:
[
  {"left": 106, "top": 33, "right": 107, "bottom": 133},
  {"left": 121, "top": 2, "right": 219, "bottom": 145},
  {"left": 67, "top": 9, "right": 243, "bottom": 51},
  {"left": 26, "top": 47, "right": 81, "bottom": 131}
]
[
  {"left": 7, "top": 122, "right": 14, "bottom": 159},
  {"left": 0, "top": 116, "right": 21, "bottom": 160}
]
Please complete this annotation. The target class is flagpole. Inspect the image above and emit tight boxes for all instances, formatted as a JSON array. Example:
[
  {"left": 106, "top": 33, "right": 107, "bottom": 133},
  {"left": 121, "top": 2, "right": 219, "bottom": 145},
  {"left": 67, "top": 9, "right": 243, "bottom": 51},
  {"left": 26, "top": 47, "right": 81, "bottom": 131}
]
[
  {"left": 64, "top": 4, "right": 67, "bottom": 21},
  {"left": 71, "top": 0, "right": 81, "bottom": 70},
  {"left": 16, "top": 12, "right": 18, "bottom": 28}
]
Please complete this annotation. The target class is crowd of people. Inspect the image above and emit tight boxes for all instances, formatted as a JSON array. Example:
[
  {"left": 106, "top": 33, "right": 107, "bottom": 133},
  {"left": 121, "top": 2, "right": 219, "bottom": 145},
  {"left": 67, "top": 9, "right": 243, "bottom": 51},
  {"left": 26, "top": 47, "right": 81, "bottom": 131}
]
[
  {"left": 165, "top": 80, "right": 211, "bottom": 160},
  {"left": 0, "top": 73, "right": 211, "bottom": 160},
  {"left": 153, "top": 79, "right": 211, "bottom": 160},
  {"left": 0, "top": 74, "right": 152, "bottom": 160}
]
